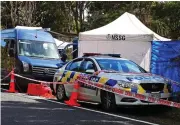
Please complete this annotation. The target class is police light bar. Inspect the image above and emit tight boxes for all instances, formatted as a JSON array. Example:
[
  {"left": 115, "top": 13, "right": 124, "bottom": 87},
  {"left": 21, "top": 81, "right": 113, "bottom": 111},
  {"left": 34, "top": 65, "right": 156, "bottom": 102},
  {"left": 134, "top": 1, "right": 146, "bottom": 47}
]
[
  {"left": 83, "top": 53, "right": 101, "bottom": 57},
  {"left": 105, "top": 54, "right": 121, "bottom": 58},
  {"left": 83, "top": 53, "right": 121, "bottom": 58}
]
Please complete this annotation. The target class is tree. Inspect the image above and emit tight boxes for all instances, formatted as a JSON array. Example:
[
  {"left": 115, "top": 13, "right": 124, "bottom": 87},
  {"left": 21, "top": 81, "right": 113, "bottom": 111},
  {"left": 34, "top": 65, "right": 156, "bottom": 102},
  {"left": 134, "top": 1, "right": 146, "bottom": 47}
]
[
  {"left": 151, "top": 1, "right": 180, "bottom": 40},
  {"left": 1, "top": 1, "right": 179, "bottom": 39},
  {"left": 1, "top": 1, "right": 38, "bottom": 28},
  {"left": 1, "top": 1, "right": 13, "bottom": 28},
  {"left": 85, "top": 1, "right": 154, "bottom": 30},
  {"left": 86, "top": 1, "right": 127, "bottom": 30},
  {"left": 66, "top": 1, "right": 90, "bottom": 33}
]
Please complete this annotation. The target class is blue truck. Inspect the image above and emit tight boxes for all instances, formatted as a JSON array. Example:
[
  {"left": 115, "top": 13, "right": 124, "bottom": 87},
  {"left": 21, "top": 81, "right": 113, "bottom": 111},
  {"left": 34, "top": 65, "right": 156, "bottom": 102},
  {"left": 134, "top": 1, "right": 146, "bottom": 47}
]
[{"left": 1, "top": 26, "right": 69, "bottom": 92}]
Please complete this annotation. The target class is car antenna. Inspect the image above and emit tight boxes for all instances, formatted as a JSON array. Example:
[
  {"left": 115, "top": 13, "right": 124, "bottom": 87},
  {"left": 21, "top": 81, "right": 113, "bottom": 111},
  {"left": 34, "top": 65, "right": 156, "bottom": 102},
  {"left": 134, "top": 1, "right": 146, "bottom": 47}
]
[{"left": 35, "top": 29, "right": 37, "bottom": 38}]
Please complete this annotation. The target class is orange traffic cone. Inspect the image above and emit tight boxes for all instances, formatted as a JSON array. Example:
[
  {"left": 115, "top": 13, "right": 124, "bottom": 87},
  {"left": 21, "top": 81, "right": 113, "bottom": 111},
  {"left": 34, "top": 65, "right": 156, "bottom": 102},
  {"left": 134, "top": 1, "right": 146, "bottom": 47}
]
[
  {"left": 65, "top": 80, "right": 80, "bottom": 107},
  {"left": 6, "top": 69, "right": 18, "bottom": 93}
]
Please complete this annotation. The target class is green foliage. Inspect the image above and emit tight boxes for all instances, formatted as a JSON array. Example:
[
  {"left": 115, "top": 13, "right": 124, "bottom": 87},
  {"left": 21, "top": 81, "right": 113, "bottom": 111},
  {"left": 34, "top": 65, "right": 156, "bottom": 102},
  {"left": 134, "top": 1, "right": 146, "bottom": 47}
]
[
  {"left": 151, "top": 1, "right": 180, "bottom": 39},
  {"left": 86, "top": 1, "right": 180, "bottom": 39},
  {"left": 1, "top": 47, "right": 15, "bottom": 71},
  {"left": 86, "top": 1, "right": 127, "bottom": 30},
  {"left": 1, "top": 1, "right": 179, "bottom": 39},
  {"left": 35, "top": 2, "right": 75, "bottom": 33},
  {"left": 1, "top": 1, "right": 38, "bottom": 28}
]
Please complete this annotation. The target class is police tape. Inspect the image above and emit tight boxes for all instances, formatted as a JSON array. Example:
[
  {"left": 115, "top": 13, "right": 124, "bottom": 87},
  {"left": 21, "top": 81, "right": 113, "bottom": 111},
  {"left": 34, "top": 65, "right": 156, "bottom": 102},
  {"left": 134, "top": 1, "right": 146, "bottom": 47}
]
[
  {"left": 13, "top": 73, "right": 70, "bottom": 85},
  {"left": 0, "top": 71, "right": 12, "bottom": 82},
  {"left": 78, "top": 77, "right": 180, "bottom": 108},
  {"left": 11, "top": 70, "right": 180, "bottom": 88},
  {"left": 9, "top": 72, "right": 180, "bottom": 108}
]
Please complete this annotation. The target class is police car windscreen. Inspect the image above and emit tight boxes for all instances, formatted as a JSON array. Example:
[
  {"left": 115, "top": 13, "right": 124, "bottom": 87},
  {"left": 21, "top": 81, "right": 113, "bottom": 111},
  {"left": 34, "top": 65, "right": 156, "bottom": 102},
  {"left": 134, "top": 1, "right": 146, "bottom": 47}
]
[{"left": 96, "top": 59, "right": 146, "bottom": 73}]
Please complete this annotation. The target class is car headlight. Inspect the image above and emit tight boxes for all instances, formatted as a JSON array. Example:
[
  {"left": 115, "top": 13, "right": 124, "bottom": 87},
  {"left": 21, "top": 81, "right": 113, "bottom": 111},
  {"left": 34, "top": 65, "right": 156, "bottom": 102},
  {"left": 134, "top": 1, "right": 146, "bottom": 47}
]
[
  {"left": 117, "top": 80, "right": 137, "bottom": 88},
  {"left": 22, "top": 61, "right": 29, "bottom": 72}
]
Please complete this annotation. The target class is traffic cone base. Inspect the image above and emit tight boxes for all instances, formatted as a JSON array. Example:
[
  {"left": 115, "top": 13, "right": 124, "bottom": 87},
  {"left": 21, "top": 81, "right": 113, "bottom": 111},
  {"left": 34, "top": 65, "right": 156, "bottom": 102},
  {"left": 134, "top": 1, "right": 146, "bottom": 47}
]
[
  {"left": 65, "top": 81, "right": 80, "bottom": 107},
  {"left": 6, "top": 89, "right": 18, "bottom": 93},
  {"left": 6, "top": 69, "right": 18, "bottom": 93},
  {"left": 65, "top": 100, "right": 80, "bottom": 107},
  {"left": 41, "top": 93, "right": 55, "bottom": 99}
]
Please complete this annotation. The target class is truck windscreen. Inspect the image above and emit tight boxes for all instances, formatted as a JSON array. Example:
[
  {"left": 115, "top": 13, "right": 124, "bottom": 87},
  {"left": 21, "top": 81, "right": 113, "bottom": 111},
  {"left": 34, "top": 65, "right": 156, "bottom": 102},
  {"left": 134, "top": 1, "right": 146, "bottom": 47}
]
[{"left": 18, "top": 40, "right": 60, "bottom": 59}]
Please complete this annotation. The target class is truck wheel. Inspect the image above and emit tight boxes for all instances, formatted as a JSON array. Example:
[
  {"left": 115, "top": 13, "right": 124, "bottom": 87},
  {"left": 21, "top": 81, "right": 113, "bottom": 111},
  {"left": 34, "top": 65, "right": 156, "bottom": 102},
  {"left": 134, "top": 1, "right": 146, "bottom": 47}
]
[
  {"left": 100, "top": 90, "right": 117, "bottom": 112},
  {"left": 56, "top": 84, "right": 67, "bottom": 102}
]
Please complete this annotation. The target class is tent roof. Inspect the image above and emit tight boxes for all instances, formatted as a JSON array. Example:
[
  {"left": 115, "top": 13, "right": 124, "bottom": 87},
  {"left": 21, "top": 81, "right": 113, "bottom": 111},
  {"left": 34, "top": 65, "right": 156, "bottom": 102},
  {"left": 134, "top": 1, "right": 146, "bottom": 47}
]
[
  {"left": 80, "top": 12, "right": 170, "bottom": 41},
  {"left": 54, "top": 38, "right": 64, "bottom": 46},
  {"left": 54, "top": 38, "right": 72, "bottom": 49}
]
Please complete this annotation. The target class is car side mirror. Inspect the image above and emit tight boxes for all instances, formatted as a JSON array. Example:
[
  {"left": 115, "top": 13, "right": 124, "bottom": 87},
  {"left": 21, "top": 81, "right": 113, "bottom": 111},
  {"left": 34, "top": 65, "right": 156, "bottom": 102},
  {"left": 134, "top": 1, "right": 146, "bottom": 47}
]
[
  {"left": 85, "top": 69, "right": 95, "bottom": 74},
  {"left": 61, "top": 53, "right": 67, "bottom": 62},
  {"left": 58, "top": 49, "right": 63, "bottom": 55},
  {"left": 8, "top": 48, "right": 15, "bottom": 57}
]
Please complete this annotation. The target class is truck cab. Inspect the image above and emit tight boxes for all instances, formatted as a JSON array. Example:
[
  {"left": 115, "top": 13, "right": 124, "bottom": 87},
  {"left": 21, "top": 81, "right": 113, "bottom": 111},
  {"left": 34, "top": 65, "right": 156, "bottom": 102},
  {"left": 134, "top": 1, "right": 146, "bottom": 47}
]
[{"left": 1, "top": 26, "right": 66, "bottom": 92}]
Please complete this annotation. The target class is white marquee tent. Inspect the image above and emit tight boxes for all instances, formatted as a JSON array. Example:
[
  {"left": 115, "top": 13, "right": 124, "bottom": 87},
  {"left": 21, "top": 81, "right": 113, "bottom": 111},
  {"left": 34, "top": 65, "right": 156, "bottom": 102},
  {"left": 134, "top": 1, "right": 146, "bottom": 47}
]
[{"left": 78, "top": 12, "right": 171, "bottom": 71}]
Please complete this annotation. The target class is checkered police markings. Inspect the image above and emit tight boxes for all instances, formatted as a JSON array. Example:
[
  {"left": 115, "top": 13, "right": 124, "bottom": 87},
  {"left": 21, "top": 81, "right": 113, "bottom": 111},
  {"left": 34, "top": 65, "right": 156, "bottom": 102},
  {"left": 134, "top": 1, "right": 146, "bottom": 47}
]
[{"left": 1, "top": 88, "right": 158, "bottom": 125}]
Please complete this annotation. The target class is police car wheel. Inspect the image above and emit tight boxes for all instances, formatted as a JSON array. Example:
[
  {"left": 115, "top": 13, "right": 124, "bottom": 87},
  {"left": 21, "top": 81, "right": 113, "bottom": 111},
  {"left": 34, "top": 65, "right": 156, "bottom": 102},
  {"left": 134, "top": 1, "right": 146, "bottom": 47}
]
[
  {"left": 101, "top": 90, "right": 116, "bottom": 112},
  {"left": 56, "top": 84, "right": 67, "bottom": 102}
]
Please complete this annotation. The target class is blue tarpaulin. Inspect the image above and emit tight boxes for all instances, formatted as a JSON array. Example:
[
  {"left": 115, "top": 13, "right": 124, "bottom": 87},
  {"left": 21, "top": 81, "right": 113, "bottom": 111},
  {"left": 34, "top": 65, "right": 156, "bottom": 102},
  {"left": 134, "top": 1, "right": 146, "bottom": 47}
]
[{"left": 151, "top": 41, "right": 180, "bottom": 96}]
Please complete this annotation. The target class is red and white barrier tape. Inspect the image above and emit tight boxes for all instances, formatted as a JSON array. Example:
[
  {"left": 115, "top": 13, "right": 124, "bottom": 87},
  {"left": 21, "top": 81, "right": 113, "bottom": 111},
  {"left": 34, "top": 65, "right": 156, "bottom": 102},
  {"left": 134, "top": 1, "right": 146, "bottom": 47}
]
[
  {"left": 0, "top": 71, "right": 12, "bottom": 82},
  {"left": 13, "top": 73, "right": 70, "bottom": 85},
  {"left": 6, "top": 70, "right": 180, "bottom": 87},
  {"left": 6, "top": 72, "right": 180, "bottom": 108},
  {"left": 78, "top": 77, "right": 180, "bottom": 108}
]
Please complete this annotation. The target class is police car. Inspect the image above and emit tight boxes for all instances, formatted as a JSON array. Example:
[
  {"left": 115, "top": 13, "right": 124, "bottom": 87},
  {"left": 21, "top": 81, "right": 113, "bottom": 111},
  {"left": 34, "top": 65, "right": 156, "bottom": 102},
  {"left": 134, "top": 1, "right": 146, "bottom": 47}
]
[{"left": 53, "top": 53, "right": 171, "bottom": 111}]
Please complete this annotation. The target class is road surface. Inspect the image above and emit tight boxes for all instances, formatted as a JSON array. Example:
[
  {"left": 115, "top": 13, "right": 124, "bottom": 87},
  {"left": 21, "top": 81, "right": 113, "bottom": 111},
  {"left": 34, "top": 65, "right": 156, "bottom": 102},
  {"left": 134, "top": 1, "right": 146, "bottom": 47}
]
[{"left": 1, "top": 89, "right": 157, "bottom": 125}]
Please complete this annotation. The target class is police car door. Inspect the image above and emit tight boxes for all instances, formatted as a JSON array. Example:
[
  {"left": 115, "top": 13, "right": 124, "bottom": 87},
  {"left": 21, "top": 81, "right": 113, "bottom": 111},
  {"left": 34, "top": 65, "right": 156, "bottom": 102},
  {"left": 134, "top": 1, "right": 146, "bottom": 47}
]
[
  {"left": 79, "top": 58, "right": 99, "bottom": 102},
  {"left": 63, "top": 58, "right": 84, "bottom": 98}
]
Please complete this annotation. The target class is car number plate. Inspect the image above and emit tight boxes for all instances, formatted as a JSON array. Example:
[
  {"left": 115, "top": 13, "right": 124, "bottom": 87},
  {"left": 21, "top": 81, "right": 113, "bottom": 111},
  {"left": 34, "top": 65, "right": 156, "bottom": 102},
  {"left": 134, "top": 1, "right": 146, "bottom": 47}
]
[{"left": 149, "top": 93, "right": 161, "bottom": 98}]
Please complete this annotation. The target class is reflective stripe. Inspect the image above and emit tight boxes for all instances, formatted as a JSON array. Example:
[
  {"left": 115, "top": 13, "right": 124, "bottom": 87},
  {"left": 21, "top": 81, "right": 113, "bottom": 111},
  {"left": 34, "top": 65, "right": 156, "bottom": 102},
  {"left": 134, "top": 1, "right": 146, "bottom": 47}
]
[
  {"left": 137, "top": 85, "right": 146, "bottom": 94},
  {"left": 131, "top": 87, "right": 138, "bottom": 93},
  {"left": 98, "top": 77, "right": 108, "bottom": 84},
  {"left": 105, "top": 79, "right": 117, "bottom": 86},
  {"left": 58, "top": 71, "right": 81, "bottom": 83}
]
